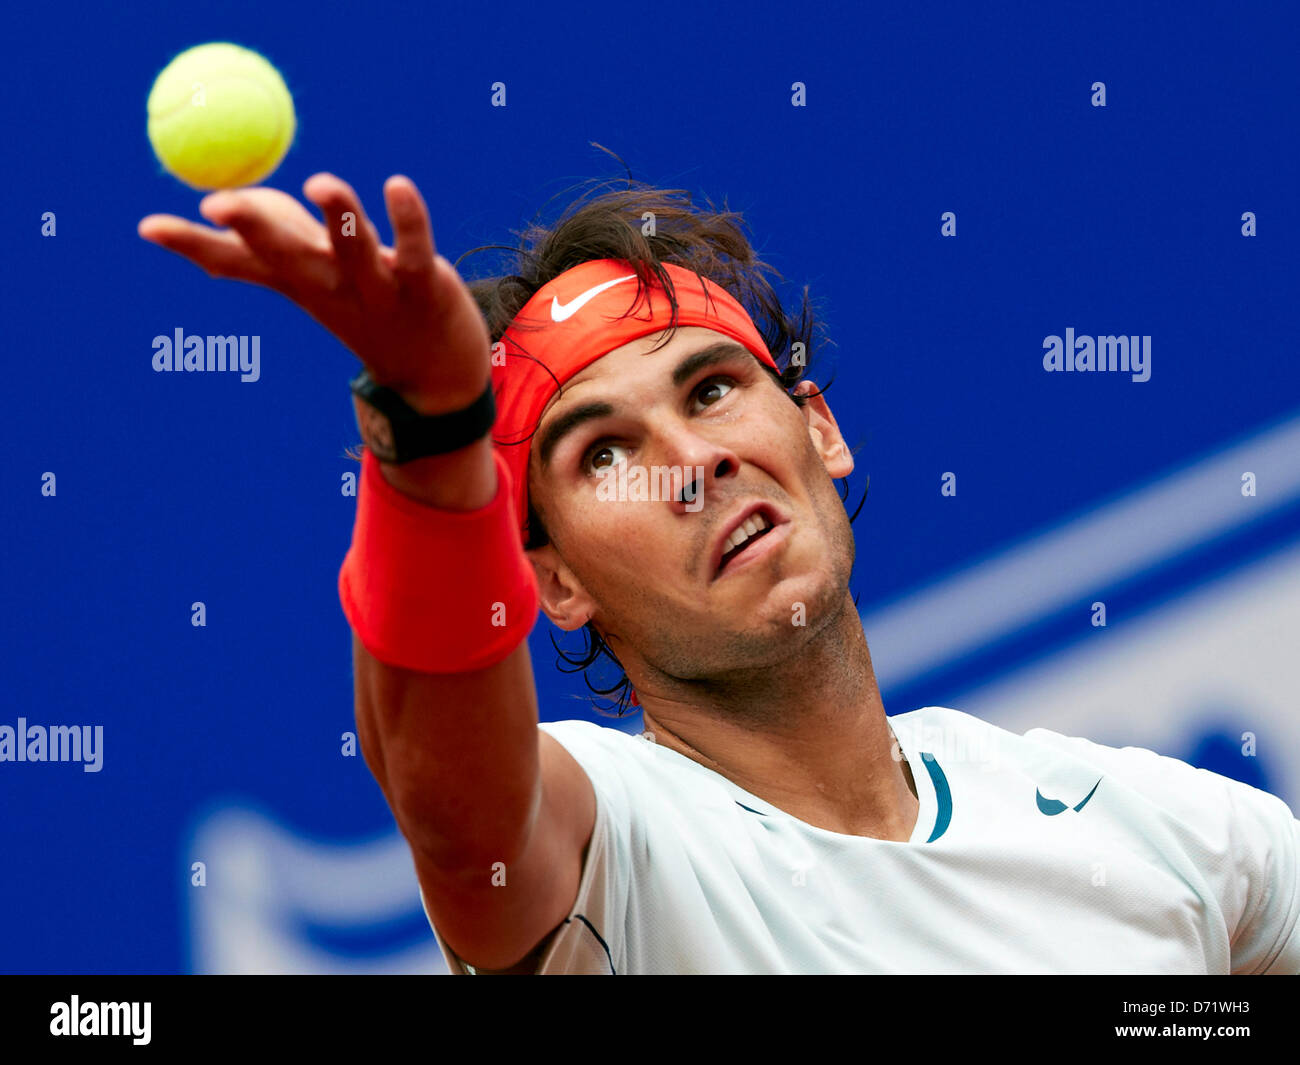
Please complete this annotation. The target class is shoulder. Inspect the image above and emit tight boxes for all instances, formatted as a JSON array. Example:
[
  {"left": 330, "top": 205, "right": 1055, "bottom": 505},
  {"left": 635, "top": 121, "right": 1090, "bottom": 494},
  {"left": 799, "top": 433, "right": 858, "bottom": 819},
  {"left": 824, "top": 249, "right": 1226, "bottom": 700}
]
[
  {"left": 895, "top": 705, "right": 1297, "bottom": 881},
  {"left": 539, "top": 718, "right": 708, "bottom": 783},
  {"left": 540, "top": 717, "right": 646, "bottom": 751},
  {"left": 902, "top": 704, "right": 1296, "bottom": 824},
  {"left": 537, "top": 718, "right": 705, "bottom": 825},
  {"left": 1021, "top": 721, "right": 1300, "bottom": 974},
  {"left": 537, "top": 716, "right": 769, "bottom": 844},
  {"left": 912, "top": 705, "right": 1300, "bottom": 974},
  {"left": 538, "top": 719, "right": 657, "bottom": 791},
  {"left": 1018, "top": 717, "right": 1295, "bottom": 830}
]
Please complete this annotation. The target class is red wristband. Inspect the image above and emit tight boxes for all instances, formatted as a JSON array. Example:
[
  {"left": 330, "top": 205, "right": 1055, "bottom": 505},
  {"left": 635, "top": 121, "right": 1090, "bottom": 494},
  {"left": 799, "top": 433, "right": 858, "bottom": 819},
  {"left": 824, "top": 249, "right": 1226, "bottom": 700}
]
[{"left": 338, "top": 447, "right": 539, "bottom": 673}]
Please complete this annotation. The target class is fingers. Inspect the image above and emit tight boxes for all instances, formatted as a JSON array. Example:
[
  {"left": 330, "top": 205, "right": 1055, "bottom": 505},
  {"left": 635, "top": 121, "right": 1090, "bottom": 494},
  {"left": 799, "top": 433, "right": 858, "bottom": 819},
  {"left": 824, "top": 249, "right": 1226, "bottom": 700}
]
[
  {"left": 137, "top": 214, "right": 277, "bottom": 286},
  {"left": 303, "top": 173, "right": 392, "bottom": 302},
  {"left": 384, "top": 175, "right": 438, "bottom": 281},
  {"left": 198, "top": 189, "right": 338, "bottom": 295}
]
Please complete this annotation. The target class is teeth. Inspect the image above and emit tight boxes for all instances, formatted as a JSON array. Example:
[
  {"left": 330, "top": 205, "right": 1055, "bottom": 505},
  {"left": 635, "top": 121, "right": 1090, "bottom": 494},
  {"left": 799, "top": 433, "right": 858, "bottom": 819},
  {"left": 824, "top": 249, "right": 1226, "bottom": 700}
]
[{"left": 723, "top": 514, "right": 770, "bottom": 557}]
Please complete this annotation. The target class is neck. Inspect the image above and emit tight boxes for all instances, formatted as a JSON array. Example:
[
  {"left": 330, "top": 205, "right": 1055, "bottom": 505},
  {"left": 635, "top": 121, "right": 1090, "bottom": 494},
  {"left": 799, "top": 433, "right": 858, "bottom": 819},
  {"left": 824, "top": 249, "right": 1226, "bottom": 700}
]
[{"left": 636, "top": 592, "right": 919, "bottom": 842}]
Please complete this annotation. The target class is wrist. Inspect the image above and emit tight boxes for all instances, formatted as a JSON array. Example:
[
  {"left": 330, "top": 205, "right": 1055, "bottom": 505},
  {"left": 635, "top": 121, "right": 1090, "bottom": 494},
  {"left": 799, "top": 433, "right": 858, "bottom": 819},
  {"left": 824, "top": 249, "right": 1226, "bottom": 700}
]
[
  {"left": 340, "top": 447, "right": 537, "bottom": 674},
  {"left": 364, "top": 365, "right": 491, "bottom": 417},
  {"left": 349, "top": 368, "right": 495, "bottom": 468},
  {"left": 376, "top": 433, "right": 497, "bottom": 511}
]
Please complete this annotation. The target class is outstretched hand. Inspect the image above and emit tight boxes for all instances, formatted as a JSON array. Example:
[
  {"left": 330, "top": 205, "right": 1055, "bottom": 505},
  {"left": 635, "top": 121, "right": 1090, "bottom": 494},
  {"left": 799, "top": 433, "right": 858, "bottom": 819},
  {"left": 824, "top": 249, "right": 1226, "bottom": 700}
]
[{"left": 138, "top": 173, "right": 492, "bottom": 414}]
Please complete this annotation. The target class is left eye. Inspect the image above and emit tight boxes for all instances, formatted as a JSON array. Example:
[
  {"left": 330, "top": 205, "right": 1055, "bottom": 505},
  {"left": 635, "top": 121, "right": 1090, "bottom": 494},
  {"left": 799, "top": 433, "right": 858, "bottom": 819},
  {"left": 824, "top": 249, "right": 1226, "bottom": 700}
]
[{"left": 694, "top": 378, "right": 734, "bottom": 411}]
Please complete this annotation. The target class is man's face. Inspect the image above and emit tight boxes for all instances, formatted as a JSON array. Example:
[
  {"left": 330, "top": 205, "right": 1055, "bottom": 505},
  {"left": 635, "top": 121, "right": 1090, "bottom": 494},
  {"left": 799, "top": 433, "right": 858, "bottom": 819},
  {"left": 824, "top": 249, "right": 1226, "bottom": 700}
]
[{"left": 526, "top": 325, "right": 856, "bottom": 682}]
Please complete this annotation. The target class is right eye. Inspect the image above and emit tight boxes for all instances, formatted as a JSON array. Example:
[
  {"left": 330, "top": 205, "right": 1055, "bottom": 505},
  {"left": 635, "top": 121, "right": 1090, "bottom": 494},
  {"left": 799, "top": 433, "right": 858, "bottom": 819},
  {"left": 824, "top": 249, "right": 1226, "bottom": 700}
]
[{"left": 583, "top": 441, "right": 630, "bottom": 474}]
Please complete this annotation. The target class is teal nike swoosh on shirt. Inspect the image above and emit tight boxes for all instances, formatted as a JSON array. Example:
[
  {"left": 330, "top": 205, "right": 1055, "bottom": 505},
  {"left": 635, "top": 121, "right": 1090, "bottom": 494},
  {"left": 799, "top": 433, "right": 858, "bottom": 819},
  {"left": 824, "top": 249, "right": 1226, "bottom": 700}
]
[{"left": 1036, "top": 777, "right": 1103, "bottom": 816}]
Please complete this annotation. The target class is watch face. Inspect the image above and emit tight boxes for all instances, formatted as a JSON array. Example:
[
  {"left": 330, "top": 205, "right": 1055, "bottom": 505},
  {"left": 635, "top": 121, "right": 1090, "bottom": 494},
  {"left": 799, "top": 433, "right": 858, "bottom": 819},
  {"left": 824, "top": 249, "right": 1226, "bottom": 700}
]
[{"left": 357, "top": 403, "right": 398, "bottom": 461}]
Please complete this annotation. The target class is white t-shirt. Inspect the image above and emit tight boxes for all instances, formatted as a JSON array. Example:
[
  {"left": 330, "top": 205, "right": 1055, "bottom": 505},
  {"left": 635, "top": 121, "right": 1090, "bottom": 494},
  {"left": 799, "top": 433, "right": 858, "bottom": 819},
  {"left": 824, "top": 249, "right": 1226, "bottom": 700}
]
[{"left": 425, "top": 706, "right": 1300, "bottom": 974}]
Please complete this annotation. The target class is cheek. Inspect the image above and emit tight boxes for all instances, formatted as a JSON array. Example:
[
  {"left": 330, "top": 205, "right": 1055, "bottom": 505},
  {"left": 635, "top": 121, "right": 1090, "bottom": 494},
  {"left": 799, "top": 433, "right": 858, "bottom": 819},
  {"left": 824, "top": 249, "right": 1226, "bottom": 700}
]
[
  {"left": 553, "top": 499, "right": 646, "bottom": 578},
  {"left": 597, "top": 509, "right": 672, "bottom": 575},
  {"left": 565, "top": 509, "right": 695, "bottom": 611}
]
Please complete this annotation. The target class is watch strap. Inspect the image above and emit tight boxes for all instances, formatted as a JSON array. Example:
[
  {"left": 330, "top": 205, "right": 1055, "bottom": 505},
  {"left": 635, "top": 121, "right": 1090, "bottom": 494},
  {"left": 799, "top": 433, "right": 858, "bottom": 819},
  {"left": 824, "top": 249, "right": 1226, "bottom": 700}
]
[{"left": 349, "top": 368, "right": 496, "bottom": 464}]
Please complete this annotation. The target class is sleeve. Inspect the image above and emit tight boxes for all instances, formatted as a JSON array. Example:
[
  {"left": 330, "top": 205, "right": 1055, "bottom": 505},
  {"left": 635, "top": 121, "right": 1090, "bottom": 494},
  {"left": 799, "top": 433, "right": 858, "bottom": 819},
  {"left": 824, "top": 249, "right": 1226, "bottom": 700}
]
[
  {"left": 1023, "top": 726, "right": 1300, "bottom": 975},
  {"left": 1228, "top": 801, "right": 1300, "bottom": 974},
  {"left": 422, "top": 720, "right": 637, "bottom": 975}
]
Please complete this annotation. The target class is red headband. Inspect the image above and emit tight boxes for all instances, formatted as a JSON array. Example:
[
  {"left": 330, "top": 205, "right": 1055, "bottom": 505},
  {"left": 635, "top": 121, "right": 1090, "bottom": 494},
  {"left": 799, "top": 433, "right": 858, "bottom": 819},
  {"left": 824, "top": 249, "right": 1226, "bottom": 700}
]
[{"left": 490, "top": 259, "right": 779, "bottom": 543}]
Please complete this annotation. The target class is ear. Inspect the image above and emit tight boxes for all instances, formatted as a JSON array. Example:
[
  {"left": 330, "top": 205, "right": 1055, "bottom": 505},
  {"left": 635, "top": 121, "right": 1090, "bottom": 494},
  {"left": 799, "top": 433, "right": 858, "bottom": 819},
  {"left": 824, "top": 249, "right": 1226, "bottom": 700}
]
[
  {"left": 526, "top": 543, "right": 599, "bottom": 632},
  {"left": 794, "top": 380, "right": 854, "bottom": 479}
]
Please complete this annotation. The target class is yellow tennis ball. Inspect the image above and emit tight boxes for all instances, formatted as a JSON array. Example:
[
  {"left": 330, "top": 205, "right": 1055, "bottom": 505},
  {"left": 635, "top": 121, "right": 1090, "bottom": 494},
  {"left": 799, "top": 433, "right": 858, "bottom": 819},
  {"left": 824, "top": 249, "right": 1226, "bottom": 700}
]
[{"left": 147, "top": 42, "right": 296, "bottom": 190}]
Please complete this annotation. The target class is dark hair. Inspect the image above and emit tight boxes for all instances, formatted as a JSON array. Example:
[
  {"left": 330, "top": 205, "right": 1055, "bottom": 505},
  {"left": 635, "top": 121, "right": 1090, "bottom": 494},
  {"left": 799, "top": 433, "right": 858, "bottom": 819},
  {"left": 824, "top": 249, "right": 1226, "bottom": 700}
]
[{"left": 350, "top": 145, "right": 865, "bottom": 716}]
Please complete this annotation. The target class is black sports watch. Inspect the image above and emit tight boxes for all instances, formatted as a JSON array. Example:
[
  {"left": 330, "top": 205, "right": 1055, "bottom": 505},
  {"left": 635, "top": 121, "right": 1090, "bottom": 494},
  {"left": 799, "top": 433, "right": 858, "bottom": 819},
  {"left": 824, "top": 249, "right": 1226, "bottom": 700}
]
[{"left": 348, "top": 367, "right": 496, "bottom": 464}]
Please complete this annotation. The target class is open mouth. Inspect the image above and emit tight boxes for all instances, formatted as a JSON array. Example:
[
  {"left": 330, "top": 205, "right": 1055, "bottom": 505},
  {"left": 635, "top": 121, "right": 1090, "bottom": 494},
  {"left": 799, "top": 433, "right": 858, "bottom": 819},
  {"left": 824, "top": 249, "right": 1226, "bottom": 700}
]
[{"left": 716, "top": 512, "right": 777, "bottom": 576}]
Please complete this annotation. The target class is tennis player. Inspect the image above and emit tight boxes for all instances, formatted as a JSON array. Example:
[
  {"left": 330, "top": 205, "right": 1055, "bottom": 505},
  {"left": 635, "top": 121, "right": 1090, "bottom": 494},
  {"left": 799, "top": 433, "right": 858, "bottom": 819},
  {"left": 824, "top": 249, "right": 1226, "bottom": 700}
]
[{"left": 139, "top": 171, "right": 1300, "bottom": 975}]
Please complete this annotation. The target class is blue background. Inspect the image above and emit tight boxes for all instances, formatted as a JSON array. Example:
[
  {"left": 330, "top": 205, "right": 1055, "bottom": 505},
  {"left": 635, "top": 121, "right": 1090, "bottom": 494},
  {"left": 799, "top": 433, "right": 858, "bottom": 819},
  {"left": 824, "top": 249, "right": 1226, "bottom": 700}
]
[{"left": 2, "top": 0, "right": 1297, "bottom": 972}]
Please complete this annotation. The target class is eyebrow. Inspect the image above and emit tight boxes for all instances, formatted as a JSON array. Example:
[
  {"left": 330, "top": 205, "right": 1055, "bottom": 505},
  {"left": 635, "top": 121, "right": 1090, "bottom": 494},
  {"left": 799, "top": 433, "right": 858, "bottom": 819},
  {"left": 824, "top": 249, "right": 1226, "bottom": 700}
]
[{"left": 536, "top": 341, "right": 755, "bottom": 470}]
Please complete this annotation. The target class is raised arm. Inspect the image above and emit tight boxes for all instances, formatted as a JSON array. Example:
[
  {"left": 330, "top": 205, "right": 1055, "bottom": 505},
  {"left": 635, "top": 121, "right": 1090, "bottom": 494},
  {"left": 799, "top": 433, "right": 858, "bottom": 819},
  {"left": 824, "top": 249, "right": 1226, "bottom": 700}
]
[
  {"left": 349, "top": 435, "right": 596, "bottom": 973},
  {"left": 139, "top": 174, "right": 595, "bottom": 971}
]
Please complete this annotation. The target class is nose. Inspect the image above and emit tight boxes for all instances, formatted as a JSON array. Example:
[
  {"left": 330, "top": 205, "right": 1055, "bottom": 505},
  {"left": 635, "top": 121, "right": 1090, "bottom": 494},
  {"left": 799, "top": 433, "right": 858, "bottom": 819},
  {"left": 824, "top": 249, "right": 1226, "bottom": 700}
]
[{"left": 649, "top": 419, "right": 740, "bottom": 516}]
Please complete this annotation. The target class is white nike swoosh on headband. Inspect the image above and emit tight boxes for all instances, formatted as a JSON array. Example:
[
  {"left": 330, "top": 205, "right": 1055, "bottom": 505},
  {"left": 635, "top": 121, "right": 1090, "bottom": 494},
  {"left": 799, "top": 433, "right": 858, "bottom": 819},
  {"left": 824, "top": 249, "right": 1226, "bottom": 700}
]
[{"left": 550, "top": 274, "right": 637, "bottom": 322}]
